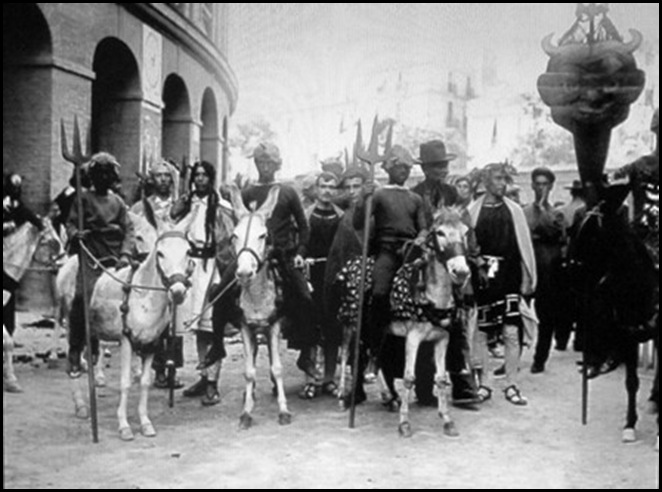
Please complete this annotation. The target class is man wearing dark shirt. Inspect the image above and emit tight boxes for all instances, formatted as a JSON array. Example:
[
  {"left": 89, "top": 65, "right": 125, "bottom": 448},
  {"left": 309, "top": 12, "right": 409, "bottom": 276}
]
[
  {"left": 354, "top": 146, "right": 428, "bottom": 366},
  {"left": 202, "top": 143, "right": 316, "bottom": 378},
  {"left": 524, "top": 168, "right": 566, "bottom": 374},
  {"left": 300, "top": 172, "right": 344, "bottom": 399},
  {"left": 468, "top": 163, "right": 537, "bottom": 406},
  {"left": 411, "top": 140, "right": 479, "bottom": 407},
  {"left": 66, "top": 153, "right": 135, "bottom": 378}
]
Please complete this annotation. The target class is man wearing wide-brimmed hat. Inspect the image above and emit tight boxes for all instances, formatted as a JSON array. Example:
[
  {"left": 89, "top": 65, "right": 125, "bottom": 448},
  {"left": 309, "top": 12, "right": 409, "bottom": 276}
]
[
  {"left": 412, "top": 141, "right": 480, "bottom": 408},
  {"left": 412, "top": 140, "right": 458, "bottom": 223}
]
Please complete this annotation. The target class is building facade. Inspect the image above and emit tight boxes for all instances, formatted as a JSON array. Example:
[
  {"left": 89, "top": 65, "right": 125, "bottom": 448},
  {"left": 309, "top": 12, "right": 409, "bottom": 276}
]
[
  {"left": 3, "top": 3, "right": 238, "bottom": 308},
  {"left": 3, "top": 3, "right": 238, "bottom": 215}
]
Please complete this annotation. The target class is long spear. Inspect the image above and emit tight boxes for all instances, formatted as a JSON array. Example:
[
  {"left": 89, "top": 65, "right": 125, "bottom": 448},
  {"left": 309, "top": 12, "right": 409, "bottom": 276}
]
[
  {"left": 349, "top": 116, "right": 391, "bottom": 429},
  {"left": 61, "top": 117, "right": 99, "bottom": 444}
]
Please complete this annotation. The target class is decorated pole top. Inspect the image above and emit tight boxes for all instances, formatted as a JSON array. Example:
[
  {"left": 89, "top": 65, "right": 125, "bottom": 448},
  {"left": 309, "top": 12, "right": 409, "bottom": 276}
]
[{"left": 537, "top": 3, "right": 646, "bottom": 192}]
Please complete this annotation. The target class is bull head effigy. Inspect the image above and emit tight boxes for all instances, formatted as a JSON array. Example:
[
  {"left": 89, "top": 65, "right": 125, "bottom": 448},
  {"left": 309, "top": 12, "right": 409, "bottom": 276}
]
[{"left": 537, "top": 3, "right": 646, "bottom": 195}]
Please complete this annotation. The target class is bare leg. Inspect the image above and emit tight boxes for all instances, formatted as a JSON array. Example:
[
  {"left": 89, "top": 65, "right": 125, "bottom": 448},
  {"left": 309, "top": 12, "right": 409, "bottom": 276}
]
[
  {"left": 240, "top": 325, "right": 258, "bottom": 430},
  {"left": 117, "top": 336, "right": 135, "bottom": 441},
  {"left": 434, "top": 330, "right": 457, "bottom": 437},
  {"left": 504, "top": 324, "right": 521, "bottom": 388},
  {"left": 269, "top": 321, "right": 291, "bottom": 425},
  {"left": 139, "top": 353, "right": 156, "bottom": 438}
]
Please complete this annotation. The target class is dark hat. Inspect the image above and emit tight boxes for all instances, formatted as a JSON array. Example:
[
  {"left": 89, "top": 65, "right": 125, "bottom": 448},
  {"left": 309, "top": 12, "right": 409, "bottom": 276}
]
[
  {"left": 565, "top": 179, "right": 584, "bottom": 191},
  {"left": 531, "top": 167, "right": 556, "bottom": 184},
  {"left": 419, "top": 140, "right": 456, "bottom": 166}
]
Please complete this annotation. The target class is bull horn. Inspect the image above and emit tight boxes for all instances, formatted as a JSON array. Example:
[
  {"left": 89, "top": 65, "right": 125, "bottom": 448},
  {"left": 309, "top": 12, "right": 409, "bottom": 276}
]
[
  {"left": 624, "top": 29, "right": 643, "bottom": 54},
  {"left": 541, "top": 33, "right": 560, "bottom": 57}
]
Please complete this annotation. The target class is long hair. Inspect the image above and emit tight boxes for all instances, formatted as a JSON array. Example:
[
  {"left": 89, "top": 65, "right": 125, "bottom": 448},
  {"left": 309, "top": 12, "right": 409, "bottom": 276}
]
[{"left": 189, "top": 161, "right": 219, "bottom": 247}]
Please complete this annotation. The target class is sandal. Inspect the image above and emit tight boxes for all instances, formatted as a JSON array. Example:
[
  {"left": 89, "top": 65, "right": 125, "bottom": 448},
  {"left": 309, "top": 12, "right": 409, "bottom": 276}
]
[
  {"left": 476, "top": 385, "right": 493, "bottom": 403},
  {"left": 321, "top": 381, "right": 339, "bottom": 397},
  {"left": 504, "top": 385, "right": 528, "bottom": 406},
  {"left": 298, "top": 383, "right": 319, "bottom": 400}
]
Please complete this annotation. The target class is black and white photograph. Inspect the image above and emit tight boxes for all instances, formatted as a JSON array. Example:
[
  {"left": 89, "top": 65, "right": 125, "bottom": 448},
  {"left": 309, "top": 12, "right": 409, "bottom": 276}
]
[{"left": 3, "top": 3, "right": 659, "bottom": 489}]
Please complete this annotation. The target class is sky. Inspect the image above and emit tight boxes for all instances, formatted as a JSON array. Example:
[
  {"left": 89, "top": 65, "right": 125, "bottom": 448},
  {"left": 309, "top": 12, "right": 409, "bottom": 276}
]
[{"left": 228, "top": 3, "right": 659, "bottom": 177}]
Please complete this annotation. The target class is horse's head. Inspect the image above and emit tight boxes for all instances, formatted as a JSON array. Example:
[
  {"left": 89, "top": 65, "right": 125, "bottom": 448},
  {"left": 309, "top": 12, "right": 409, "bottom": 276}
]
[
  {"left": 430, "top": 207, "right": 471, "bottom": 286},
  {"left": 153, "top": 217, "right": 195, "bottom": 305},
  {"left": 230, "top": 186, "right": 280, "bottom": 285}
]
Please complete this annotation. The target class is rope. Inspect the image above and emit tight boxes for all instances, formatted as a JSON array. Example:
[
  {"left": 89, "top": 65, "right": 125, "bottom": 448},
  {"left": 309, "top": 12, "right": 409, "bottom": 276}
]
[
  {"left": 79, "top": 242, "right": 168, "bottom": 293},
  {"left": 183, "top": 276, "right": 238, "bottom": 330}
]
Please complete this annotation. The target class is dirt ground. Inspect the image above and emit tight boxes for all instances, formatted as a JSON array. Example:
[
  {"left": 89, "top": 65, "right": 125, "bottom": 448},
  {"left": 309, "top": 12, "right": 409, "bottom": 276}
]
[{"left": 3, "top": 311, "right": 659, "bottom": 490}]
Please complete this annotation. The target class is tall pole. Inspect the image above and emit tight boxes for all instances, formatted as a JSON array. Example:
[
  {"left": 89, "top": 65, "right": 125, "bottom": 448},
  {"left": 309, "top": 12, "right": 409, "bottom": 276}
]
[
  {"left": 349, "top": 117, "right": 390, "bottom": 429},
  {"left": 62, "top": 117, "right": 99, "bottom": 443}
]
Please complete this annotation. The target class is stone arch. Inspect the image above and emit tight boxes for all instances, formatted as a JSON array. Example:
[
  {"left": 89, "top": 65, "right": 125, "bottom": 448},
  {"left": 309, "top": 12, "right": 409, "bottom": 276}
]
[
  {"left": 200, "top": 88, "right": 220, "bottom": 167},
  {"left": 3, "top": 3, "right": 53, "bottom": 213},
  {"left": 92, "top": 37, "right": 142, "bottom": 191},
  {"left": 162, "top": 74, "right": 193, "bottom": 166}
]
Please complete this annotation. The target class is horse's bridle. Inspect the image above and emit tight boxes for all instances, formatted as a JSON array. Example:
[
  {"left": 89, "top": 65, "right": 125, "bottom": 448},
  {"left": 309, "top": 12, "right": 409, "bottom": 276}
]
[
  {"left": 154, "top": 231, "right": 194, "bottom": 290},
  {"left": 235, "top": 212, "right": 269, "bottom": 275},
  {"left": 431, "top": 228, "right": 467, "bottom": 266}
]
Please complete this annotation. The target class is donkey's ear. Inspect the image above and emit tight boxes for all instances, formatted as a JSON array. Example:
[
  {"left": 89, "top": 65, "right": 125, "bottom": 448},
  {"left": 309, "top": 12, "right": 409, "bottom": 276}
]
[
  {"left": 229, "top": 185, "right": 250, "bottom": 220},
  {"left": 256, "top": 186, "right": 281, "bottom": 220}
]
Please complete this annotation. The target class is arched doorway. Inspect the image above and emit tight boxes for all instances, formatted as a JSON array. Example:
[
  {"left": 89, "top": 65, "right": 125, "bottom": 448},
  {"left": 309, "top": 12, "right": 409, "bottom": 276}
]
[
  {"left": 3, "top": 3, "right": 53, "bottom": 213},
  {"left": 162, "top": 74, "right": 192, "bottom": 166},
  {"left": 92, "top": 38, "right": 142, "bottom": 195},
  {"left": 200, "top": 88, "right": 220, "bottom": 167}
]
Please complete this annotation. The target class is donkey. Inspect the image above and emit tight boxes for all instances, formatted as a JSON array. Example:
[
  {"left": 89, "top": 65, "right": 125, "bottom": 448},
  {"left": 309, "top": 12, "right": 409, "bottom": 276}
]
[
  {"left": 229, "top": 186, "right": 292, "bottom": 430},
  {"left": 571, "top": 185, "right": 658, "bottom": 448},
  {"left": 69, "top": 213, "right": 194, "bottom": 441},
  {"left": 336, "top": 208, "right": 471, "bottom": 438}
]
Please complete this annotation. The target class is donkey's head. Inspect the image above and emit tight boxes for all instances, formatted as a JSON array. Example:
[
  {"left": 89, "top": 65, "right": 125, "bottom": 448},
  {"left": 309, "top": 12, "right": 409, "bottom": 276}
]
[
  {"left": 151, "top": 213, "right": 195, "bottom": 305},
  {"left": 430, "top": 207, "right": 471, "bottom": 286},
  {"left": 230, "top": 186, "right": 280, "bottom": 285}
]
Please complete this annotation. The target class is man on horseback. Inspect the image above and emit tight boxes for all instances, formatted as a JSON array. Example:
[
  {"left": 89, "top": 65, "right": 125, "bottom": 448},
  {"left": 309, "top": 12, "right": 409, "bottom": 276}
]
[
  {"left": 614, "top": 108, "right": 659, "bottom": 414},
  {"left": 171, "top": 161, "right": 233, "bottom": 407},
  {"left": 351, "top": 146, "right": 428, "bottom": 404},
  {"left": 131, "top": 160, "right": 184, "bottom": 391},
  {"left": 202, "top": 144, "right": 318, "bottom": 382},
  {"left": 468, "top": 163, "right": 537, "bottom": 406},
  {"left": 3, "top": 173, "right": 44, "bottom": 337},
  {"left": 66, "top": 153, "right": 135, "bottom": 378},
  {"left": 411, "top": 141, "right": 479, "bottom": 407}
]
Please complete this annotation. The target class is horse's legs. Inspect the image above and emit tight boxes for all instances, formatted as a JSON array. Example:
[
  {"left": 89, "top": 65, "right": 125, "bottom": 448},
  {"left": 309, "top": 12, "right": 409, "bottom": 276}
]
[
  {"left": 399, "top": 324, "right": 423, "bottom": 438},
  {"left": 434, "top": 330, "right": 458, "bottom": 437},
  {"left": 240, "top": 325, "right": 258, "bottom": 430},
  {"left": 622, "top": 340, "right": 640, "bottom": 443},
  {"left": 138, "top": 352, "right": 156, "bottom": 438},
  {"left": 117, "top": 336, "right": 135, "bottom": 441},
  {"left": 3, "top": 325, "right": 22, "bottom": 393},
  {"left": 268, "top": 321, "right": 291, "bottom": 425}
]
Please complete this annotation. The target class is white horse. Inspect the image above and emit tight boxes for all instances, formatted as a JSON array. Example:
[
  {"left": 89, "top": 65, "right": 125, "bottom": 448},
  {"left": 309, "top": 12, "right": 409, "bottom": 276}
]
[
  {"left": 69, "top": 213, "right": 194, "bottom": 441},
  {"left": 229, "top": 187, "right": 292, "bottom": 430},
  {"left": 3, "top": 220, "right": 65, "bottom": 393},
  {"left": 53, "top": 212, "right": 159, "bottom": 383},
  {"left": 336, "top": 208, "right": 471, "bottom": 438}
]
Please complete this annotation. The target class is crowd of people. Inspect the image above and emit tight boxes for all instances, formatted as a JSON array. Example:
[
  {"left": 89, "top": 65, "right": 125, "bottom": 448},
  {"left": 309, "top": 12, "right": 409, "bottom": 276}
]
[{"left": 3, "top": 109, "right": 658, "bottom": 419}]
